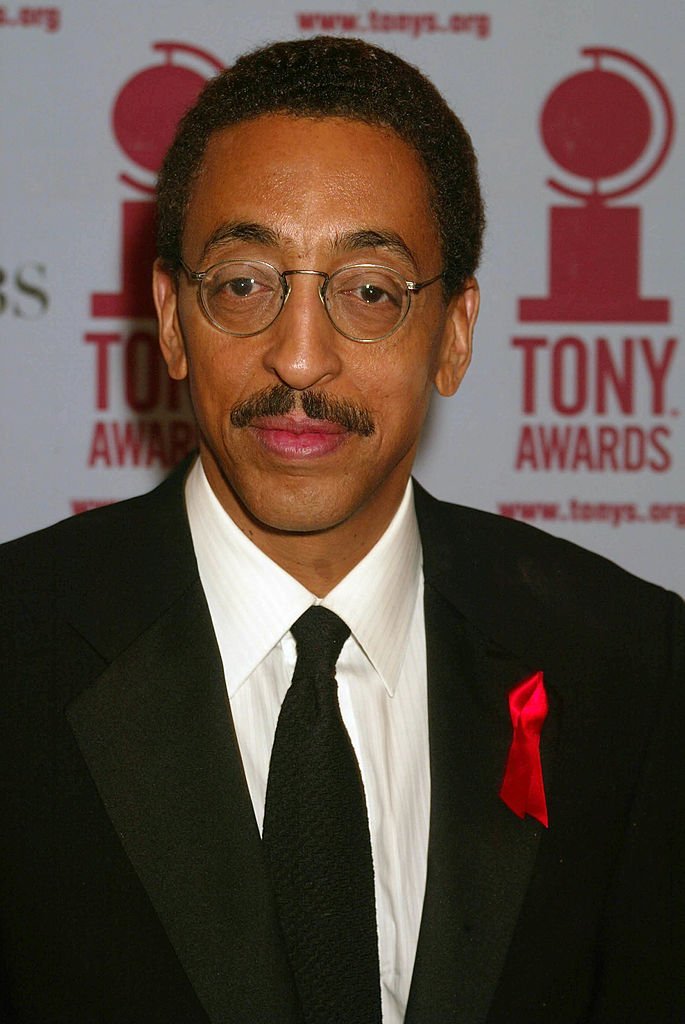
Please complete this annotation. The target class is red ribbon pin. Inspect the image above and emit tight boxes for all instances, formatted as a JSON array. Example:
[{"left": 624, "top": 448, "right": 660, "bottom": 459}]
[{"left": 499, "top": 671, "right": 549, "bottom": 828}]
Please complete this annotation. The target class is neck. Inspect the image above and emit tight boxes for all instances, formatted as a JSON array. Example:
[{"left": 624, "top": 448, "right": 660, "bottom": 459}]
[
  {"left": 201, "top": 457, "right": 411, "bottom": 596},
  {"left": 243, "top": 523, "right": 392, "bottom": 597}
]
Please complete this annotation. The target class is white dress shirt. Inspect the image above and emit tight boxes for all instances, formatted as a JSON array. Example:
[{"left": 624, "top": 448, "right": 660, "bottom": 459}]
[{"left": 185, "top": 457, "right": 430, "bottom": 1023}]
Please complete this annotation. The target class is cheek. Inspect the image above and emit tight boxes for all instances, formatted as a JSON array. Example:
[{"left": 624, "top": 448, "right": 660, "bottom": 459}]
[
  {"left": 185, "top": 340, "right": 257, "bottom": 422},
  {"left": 186, "top": 352, "right": 223, "bottom": 426},
  {"left": 361, "top": 341, "right": 439, "bottom": 427},
  {"left": 359, "top": 376, "right": 434, "bottom": 468}
]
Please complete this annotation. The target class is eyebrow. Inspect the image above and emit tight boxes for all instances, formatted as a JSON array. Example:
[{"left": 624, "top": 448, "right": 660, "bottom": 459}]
[
  {"left": 197, "top": 221, "right": 418, "bottom": 271},
  {"left": 333, "top": 229, "right": 418, "bottom": 270},
  {"left": 199, "top": 221, "right": 281, "bottom": 263}
]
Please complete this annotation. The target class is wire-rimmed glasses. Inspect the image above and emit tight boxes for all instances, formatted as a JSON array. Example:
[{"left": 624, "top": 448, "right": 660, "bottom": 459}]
[{"left": 178, "top": 258, "right": 444, "bottom": 343}]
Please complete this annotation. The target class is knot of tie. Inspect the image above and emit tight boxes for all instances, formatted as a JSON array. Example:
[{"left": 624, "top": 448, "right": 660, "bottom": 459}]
[{"left": 290, "top": 606, "right": 351, "bottom": 676}]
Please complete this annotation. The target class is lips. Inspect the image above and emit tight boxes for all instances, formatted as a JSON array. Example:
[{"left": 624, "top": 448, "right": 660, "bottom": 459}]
[{"left": 249, "top": 415, "right": 350, "bottom": 459}]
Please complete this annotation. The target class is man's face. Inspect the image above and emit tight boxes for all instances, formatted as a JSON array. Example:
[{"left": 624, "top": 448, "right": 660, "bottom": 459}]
[{"left": 154, "top": 114, "right": 478, "bottom": 542}]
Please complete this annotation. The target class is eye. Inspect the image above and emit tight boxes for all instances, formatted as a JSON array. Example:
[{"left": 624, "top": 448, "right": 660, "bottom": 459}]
[
  {"left": 332, "top": 268, "right": 405, "bottom": 310},
  {"left": 206, "top": 263, "right": 279, "bottom": 304},
  {"left": 356, "top": 283, "right": 392, "bottom": 305},
  {"left": 213, "top": 274, "right": 271, "bottom": 299},
  {"left": 223, "top": 276, "right": 260, "bottom": 298}
]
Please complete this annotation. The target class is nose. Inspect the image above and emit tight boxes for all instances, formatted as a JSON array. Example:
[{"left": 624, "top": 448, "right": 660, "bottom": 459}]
[{"left": 261, "top": 272, "right": 343, "bottom": 391}]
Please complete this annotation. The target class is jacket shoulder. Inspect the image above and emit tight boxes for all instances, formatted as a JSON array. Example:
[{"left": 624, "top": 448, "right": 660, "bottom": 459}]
[
  {"left": 413, "top": 481, "right": 683, "bottom": 668},
  {"left": 0, "top": 461, "right": 197, "bottom": 642}
]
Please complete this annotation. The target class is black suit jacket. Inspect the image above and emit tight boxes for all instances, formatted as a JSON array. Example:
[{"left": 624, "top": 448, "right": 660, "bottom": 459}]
[{"left": 1, "top": 461, "right": 683, "bottom": 1023}]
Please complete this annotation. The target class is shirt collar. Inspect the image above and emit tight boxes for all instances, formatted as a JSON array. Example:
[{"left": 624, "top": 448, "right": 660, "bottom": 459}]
[
  {"left": 321, "top": 482, "right": 422, "bottom": 695},
  {"left": 185, "top": 457, "right": 422, "bottom": 698}
]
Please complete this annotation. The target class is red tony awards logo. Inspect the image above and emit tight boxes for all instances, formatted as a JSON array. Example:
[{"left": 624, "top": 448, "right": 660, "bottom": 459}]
[
  {"left": 511, "top": 47, "right": 679, "bottom": 476},
  {"left": 92, "top": 41, "right": 223, "bottom": 319},
  {"left": 520, "top": 47, "right": 674, "bottom": 323},
  {"left": 80, "top": 42, "right": 223, "bottom": 490}
]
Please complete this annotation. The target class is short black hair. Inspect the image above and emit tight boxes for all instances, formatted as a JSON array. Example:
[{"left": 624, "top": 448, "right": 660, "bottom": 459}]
[{"left": 156, "top": 35, "right": 484, "bottom": 296}]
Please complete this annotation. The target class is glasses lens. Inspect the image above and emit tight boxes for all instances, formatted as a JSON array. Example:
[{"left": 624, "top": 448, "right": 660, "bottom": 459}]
[
  {"left": 326, "top": 266, "right": 409, "bottom": 340},
  {"left": 201, "top": 261, "right": 283, "bottom": 335}
]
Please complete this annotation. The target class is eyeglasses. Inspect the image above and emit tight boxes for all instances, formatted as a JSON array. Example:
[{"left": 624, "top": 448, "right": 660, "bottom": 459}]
[{"left": 178, "top": 258, "right": 444, "bottom": 343}]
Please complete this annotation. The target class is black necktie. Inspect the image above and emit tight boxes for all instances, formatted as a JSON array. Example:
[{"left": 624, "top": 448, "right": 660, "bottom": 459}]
[{"left": 262, "top": 606, "right": 382, "bottom": 1024}]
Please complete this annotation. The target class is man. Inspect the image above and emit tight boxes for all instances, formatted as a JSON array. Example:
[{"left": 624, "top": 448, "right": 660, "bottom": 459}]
[{"left": 1, "top": 35, "right": 682, "bottom": 1024}]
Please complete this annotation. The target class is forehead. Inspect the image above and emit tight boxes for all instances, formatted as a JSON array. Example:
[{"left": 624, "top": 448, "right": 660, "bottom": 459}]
[{"left": 182, "top": 114, "right": 440, "bottom": 267}]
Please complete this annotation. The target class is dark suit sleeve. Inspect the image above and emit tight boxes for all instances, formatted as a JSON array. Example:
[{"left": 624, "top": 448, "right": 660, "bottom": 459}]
[{"left": 589, "top": 592, "right": 684, "bottom": 1023}]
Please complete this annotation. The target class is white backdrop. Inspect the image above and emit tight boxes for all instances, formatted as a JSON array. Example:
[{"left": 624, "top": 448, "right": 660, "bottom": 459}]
[{"left": 1, "top": 1, "right": 683, "bottom": 593}]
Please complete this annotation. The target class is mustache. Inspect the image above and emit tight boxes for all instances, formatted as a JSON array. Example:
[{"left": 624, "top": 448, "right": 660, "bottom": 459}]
[{"left": 230, "top": 383, "right": 375, "bottom": 437}]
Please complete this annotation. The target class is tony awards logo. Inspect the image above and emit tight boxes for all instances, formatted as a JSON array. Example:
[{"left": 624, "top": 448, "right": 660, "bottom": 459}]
[
  {"left": 511, "top": 48, "right": 678, "bottom": 475},
  {"left": 519, "top": 46, "right": 674, "bottom": 323},
  {"left": 83, "top": 41, "right": 222, "bottom": 478},
  {"left": 92, "top": 41, "right": 223, "bottom": 319}
]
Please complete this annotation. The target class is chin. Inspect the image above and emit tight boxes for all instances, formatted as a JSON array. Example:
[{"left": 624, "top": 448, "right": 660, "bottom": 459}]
[{"left": 245, "top": 491, "right": 355, "bottom": 537}]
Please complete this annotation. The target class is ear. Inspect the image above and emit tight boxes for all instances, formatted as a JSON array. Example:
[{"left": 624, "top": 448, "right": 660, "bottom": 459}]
[
  {"left": 153, "top": 258, "right": 188, "bottom": 381},
  {"left": 433, "top": 278, "right": 479, "bottom": 397}
]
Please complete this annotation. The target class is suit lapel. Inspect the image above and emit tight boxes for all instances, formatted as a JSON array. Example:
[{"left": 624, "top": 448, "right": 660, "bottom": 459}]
[
  {"left": 407, "top": 488, "right": 562, "bottom": 1024},
  {"left": 66, "top": 578, "right": 301, "bottom": 1024}
]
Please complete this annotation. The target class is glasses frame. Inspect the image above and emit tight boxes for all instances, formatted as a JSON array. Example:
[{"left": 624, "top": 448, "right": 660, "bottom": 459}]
[{"left": 177, "top": 258, "right": 445, "bottom": 343}]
